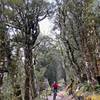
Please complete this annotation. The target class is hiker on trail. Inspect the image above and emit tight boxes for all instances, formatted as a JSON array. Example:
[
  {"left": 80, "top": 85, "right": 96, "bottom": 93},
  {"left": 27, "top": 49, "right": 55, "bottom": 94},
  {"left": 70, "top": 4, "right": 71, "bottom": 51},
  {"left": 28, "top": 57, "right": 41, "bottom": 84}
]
[{"left": 52, "top": 81, "right": 59, "bottom": 100}]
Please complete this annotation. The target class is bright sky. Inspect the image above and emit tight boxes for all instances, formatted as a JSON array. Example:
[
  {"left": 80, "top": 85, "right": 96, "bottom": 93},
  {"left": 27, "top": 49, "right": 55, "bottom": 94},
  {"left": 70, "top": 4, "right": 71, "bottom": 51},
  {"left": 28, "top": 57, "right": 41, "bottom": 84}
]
[
  {"left": 39, "top": 0, "right": 54, "bottom": 37},
  {"left": 39, "top": 18, "right": 54, "bottom": 36},
  {"left": 44, "top": 0, "right": 54, "bottom": 3}
]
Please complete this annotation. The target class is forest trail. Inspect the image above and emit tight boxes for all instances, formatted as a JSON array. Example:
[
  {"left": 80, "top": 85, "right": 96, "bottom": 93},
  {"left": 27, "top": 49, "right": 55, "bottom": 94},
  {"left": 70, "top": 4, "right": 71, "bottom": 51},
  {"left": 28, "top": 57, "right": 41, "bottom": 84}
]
[
  {"left": 48, "top": 95, "right": 61, "bottom": 100},
  {"left": 48, "top": 94, "right": 75, "bottom": 100},
  {"left": 47, "top": 93, "right": 100, "bottom": 100}
]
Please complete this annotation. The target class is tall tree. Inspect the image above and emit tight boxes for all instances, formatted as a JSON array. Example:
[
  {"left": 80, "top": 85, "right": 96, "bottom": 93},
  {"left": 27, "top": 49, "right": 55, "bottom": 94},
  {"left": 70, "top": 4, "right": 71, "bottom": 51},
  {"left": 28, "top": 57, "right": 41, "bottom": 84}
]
[
  {"left": 54, "top": 0, "right": 100, "bottom": 82},
  {"left": 0, "top": 3, "right": 9, "bottom": 99},
  {"left": 1, "top": 0, "right": 49, "bottom": 99}
]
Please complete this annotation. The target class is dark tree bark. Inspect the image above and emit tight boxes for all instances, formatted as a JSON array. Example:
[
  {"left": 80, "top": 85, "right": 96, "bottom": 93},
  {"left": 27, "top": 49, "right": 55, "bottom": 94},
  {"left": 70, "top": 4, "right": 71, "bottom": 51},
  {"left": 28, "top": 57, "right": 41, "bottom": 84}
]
[{"left": 24, "top": 44, "right": 37, "bottom": 100}]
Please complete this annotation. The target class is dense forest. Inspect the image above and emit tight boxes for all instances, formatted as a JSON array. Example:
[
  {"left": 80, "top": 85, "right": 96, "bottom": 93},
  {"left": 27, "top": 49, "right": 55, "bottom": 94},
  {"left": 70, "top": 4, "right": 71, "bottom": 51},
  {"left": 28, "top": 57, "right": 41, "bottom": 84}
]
[{"left": 0, "top": 0, "right": 100, "bottom": 100}]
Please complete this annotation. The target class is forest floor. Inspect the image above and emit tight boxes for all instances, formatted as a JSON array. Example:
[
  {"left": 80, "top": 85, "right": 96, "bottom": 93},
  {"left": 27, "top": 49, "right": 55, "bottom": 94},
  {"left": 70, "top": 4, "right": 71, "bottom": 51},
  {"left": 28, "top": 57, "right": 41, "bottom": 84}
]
[{"left": 35, "top": 93, "right": 75, "bottom": 100}]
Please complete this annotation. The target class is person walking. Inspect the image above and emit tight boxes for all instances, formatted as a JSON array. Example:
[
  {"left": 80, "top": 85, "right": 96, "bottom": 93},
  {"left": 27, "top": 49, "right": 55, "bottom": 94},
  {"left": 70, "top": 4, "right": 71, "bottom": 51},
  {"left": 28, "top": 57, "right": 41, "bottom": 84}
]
[{"left": 52, "top": 81, "right": 59, "bottom": 100}]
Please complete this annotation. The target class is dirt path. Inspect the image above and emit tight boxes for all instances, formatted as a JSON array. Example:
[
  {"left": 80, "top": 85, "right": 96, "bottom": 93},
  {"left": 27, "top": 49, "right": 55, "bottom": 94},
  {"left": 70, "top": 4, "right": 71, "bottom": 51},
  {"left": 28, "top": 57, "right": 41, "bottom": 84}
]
[
  {"left": 48, "top": 94, "right": 75, "bottom": 100},
  {"left": 48, "top": 95, "right": 61, "bottom": 100}
]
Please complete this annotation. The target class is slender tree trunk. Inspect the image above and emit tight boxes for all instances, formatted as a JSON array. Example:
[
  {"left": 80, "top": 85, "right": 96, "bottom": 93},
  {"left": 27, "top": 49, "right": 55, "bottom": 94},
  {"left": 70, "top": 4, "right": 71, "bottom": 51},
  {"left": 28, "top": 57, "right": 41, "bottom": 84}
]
[
  {"left": 24, "top": 45, "right": 31, "bottom": 100},
  {"left": 58, "top": 39, "right": 67, "bottom": 83},
  {"left": 5, "top": 34, "right": 15, "bottom": 99}
]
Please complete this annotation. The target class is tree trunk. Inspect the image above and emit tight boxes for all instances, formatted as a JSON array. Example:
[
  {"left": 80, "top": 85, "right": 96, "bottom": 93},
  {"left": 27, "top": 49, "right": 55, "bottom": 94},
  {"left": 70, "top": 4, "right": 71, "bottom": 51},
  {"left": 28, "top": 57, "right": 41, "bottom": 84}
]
[
  {"left": 24, "top": 45, "right": 37, "bottom": 100},
  {"left": 5, "top": 34, "right": 23, "bottom": 100},
  {"left": 58, "top": 39, "right": 67, "bottom": 83},
  {"left": 5, "top": 35, "right": 15, "bottom": 100}
]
